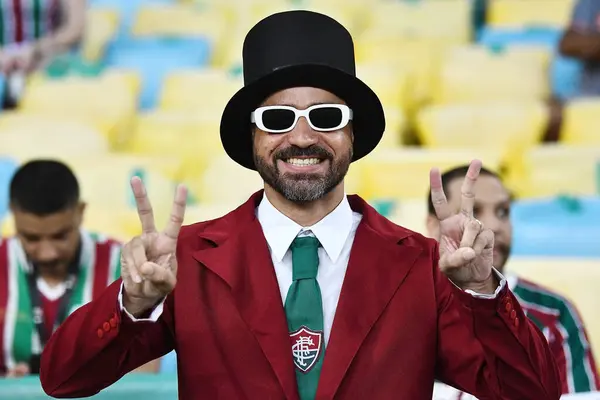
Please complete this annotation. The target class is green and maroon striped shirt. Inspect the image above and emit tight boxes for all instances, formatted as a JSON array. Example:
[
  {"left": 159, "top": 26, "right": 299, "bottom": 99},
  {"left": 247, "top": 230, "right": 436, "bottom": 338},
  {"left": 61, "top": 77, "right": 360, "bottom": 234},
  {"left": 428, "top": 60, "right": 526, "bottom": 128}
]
[{"left": 0, "top": 0, "right": 61, "bottom": 46}]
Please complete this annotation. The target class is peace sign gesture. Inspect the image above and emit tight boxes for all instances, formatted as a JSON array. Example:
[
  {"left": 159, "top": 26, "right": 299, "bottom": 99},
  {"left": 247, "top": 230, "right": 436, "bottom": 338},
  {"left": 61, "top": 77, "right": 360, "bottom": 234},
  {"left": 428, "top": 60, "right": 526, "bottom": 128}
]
[
  {"left": 121, "top": 177, "right": 188, "bottom": 317},
  {"left": 429, "top": 160, "right": 497, "bottom": 293}
]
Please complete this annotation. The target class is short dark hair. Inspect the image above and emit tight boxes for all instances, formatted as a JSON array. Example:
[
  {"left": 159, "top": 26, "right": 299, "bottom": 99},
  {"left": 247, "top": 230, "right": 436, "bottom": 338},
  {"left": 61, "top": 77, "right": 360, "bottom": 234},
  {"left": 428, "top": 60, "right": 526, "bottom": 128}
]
[
  {"left": 426, "top": 164, "right": 501, "bottom": 215},
  {"left": 9, "top": 160, "right": 80, "bottom": 216}
]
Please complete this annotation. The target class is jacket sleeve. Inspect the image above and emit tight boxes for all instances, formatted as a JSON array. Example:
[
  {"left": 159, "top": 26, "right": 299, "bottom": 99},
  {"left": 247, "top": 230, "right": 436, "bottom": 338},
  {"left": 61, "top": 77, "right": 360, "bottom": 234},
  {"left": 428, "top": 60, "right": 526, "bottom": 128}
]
[
  {"left": 39, "top": 279, "right": 175, "bottom": 398},
  {"left": 433, "top": 243, "right": 562, "bottom": 399}
]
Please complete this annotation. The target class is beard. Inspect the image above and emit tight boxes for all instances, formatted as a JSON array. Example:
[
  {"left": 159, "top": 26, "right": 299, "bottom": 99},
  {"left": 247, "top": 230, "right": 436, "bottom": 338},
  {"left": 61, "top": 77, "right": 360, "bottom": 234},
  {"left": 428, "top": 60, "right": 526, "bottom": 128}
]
[
  {"left": 493, "top": 242, "right": 511, "bottom": 271},
  {"left": 254, "top": 144, "right": 352, "bottom": 203}
]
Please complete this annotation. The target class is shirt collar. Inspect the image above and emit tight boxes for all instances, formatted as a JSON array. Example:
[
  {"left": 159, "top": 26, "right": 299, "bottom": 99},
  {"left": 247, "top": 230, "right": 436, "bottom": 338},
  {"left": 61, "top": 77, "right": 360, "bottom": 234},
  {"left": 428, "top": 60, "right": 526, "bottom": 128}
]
[{"left": 256, "top": 194, "right": 355, "bottom": 263}]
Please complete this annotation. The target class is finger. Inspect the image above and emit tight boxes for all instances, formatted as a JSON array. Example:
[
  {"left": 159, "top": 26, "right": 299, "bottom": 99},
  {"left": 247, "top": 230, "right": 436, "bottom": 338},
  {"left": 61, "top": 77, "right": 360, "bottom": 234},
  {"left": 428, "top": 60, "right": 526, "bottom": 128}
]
[
  {"left": 131, "top": 176, "right": 157, "bottom": 234},
  {"left": 460, "top": 219, "right": 483, "bottom": 249},
  {"left": 473, "top": 229, "right": 494, "bottom": 256},
  {"left": 439, "top": 247, "right": 476, "bottom": 269},
  {"left": 430, "top": 167, "right": 452, "bottom": 220},
  {"left": 459, "top": 159, "right": 482, "bottom": 217},
  {"left": 122, "top": 237, "right": 147, "bottom": 284},
  {"left": 139, "top": 261, "right": 177, "bottom": 292},
  {"left": 131, "top": 238, "right": 150, "bottom": 279},
  {"left": 162, "top": 184, "right": 188, "bottom": 240}
]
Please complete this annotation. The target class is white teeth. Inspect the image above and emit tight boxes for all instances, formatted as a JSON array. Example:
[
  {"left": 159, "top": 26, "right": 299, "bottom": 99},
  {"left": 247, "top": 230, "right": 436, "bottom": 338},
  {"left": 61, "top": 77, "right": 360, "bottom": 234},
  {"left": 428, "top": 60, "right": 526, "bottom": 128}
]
[{"left": 285, "top": 158, "right": 321, "bottom": 166}]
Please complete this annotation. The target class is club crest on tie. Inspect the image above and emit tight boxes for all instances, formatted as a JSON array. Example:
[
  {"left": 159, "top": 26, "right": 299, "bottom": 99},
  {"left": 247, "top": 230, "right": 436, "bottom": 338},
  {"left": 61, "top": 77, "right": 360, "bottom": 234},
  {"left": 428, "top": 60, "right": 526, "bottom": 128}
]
[{"left": 289, "top": 326, "right": 323, "bottom": 373}]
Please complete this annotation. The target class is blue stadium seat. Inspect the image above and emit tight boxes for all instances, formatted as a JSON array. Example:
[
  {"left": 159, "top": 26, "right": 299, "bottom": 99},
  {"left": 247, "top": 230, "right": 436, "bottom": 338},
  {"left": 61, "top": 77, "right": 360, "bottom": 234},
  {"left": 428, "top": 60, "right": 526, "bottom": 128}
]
[
  {"left": 104, "top": 37, "right": 211, "bottom": 109},
  {"left": 159, "top": 350, "right": 178, "bottom": 374},
  {"left": 478, "top": 27, "right": 583, "bottom": 100},
  {"left": 0, "top": 157, "right": 18, "bottom": 221},
  {"left": 511, "top": 196, "right": 600, "bottom": 257}
]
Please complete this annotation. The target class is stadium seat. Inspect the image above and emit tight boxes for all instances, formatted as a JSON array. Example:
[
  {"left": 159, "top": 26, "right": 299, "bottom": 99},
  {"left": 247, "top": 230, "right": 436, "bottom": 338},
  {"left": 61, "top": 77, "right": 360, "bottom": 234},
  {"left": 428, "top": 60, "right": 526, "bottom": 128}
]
[
  {"left": 356, "top": 64, "right": 412, "bottom": 114},
  {"left": 415, "top": 102, "right": 548, "bottom": 157},
  {"left": 356, "top": 148, "right": 502, "bottom": 201},
  {"left": 378, "top": 108, "right": 407, "bottom": 149},
  {"left": 477, "top": 26, "right": 584, "bottom": 100},
  {"left": 87, "top": 0, "right": 173, "bottom": 37},
  {"left": 561, "top": 98, "right": 600, "bottom": 145},
  {"left": 18, "top": 72, "right": 139, "bottom": 149},
  {"left": 509, "top": 144, "right": 600, "bottom": 198},
  {"left": 505, "top": 257, "right": 600, "bottom": 366},
  {"left": 194, "top": 154, "right": 264, "bottom": 204},
  {"left": 510, "top": 197, "right": 600, "bottom": 257},
  {"left": 0, "top": 114, "right": 110, "bottom": 160},
  {"left": 158, "top": 68, "right": 243, "bottom": 113},
  {"left": 486, "top": 0, "right": 575, "bottom": 29},
  {"left": 81, "top": 7, "right": 121, "bottom": 63},
  {"left": 365, "top": 0, "right": 473, "bottom": 44},
  {"left": 434, "top": 45, "right": 550, "bottom": 104},
  {"left": 130, "top": 110, "right": 225, "bottom": 184}
]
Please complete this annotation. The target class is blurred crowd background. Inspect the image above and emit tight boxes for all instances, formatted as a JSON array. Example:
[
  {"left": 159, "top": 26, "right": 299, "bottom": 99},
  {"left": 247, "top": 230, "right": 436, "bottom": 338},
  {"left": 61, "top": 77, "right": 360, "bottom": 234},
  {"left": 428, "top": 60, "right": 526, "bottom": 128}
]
[{"left": 0, "top": 0, "right": 599, "bottom": 398}]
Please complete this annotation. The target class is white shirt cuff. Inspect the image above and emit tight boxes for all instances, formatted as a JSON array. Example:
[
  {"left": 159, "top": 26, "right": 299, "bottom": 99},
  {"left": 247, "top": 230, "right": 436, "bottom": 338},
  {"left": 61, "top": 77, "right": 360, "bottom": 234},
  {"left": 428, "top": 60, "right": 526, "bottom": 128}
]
[
  {"left": 463, "top": 268, "right": 507, "bottom": 299},
  {"left": 118, "top": 282, "right": 165, "bottom": 322}
]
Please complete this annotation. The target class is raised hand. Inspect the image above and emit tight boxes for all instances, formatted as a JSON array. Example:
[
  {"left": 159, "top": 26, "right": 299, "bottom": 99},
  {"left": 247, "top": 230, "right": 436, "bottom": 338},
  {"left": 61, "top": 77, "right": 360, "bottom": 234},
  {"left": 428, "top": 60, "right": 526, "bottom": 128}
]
[
  {"left": 429, "top": 160, "right": 497, "bottom": 293},
  {"left": 121, "top": 177, "right": 187, "bottom": 317}
]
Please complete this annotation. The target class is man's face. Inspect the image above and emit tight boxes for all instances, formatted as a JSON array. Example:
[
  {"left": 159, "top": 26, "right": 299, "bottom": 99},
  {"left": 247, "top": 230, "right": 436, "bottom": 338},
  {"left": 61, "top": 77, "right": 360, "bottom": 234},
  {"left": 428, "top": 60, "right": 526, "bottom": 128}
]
[
  {"left": 427, "top": 175, "right": 513, "bottom": 271},
  {"left": 12, "top": 204, "right": 84, "bottom": 273},
  {"left": 252, "top": 87, "right": 354, "bottom": 202}
]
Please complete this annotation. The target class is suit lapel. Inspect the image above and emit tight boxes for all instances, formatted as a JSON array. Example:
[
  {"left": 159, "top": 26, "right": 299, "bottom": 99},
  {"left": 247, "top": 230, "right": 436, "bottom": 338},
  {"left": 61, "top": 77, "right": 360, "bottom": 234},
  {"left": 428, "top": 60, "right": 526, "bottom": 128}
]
[
  {"left": 192, "top": 193, "right": 298, "bottom": 400},
  {"left": 316, "top": 197, "right": 423, "bottom": 399}
]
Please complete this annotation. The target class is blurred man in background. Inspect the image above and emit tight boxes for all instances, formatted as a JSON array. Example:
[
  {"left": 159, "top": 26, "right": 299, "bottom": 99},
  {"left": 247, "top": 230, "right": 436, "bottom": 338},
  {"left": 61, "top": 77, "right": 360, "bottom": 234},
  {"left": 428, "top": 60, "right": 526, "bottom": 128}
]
[
  {"left": 0, "top": 160, "right": 157, "bottom": 377},
  {"left": 559, "top": 0, "right": 600, "bottom": 97},
  {"left": 0, "top": 0, "right": 87, "bottom": 108},
  {"left": 429, "top": 165, "right": 599, "bottom": 398}
]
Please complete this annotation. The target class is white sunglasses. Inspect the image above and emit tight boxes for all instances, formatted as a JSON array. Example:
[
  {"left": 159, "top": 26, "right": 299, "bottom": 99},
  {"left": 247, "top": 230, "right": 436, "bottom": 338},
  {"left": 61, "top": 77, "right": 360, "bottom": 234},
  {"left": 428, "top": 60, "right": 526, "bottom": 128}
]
[{"left": 250, "top": 104, "right": 353, "bottom": 134}]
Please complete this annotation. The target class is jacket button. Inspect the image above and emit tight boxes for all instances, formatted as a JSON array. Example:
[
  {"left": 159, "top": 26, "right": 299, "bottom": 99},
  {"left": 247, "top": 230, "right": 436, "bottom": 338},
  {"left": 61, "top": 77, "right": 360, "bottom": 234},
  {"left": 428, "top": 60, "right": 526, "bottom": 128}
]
[
  {"left": 103, "top": 322, "right": 111, "bottom": 332},
  {"left": 505, "top": 301, "right": 512, "bottom": 312},
  {"left": 97, "top": 328, "right": 104, "bottom": 339},
  {"left": 514, "top": 318, "right": 520, "bottom": 328},
  {"left": 110, "top": 317, "right": 117, "bottom": 328},
  {"left": 510, "top": 310, "right": 517, "bottom": 320}
]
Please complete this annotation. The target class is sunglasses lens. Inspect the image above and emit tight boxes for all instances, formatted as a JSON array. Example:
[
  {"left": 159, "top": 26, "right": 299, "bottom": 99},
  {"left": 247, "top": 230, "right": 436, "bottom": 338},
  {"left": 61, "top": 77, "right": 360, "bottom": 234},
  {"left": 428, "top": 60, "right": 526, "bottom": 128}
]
[
  {"left": 261, "top": 109, "right": 296, "bottom": 132},
  {"left": 309, "top": 107, "right": 344, "bottom": 130}
]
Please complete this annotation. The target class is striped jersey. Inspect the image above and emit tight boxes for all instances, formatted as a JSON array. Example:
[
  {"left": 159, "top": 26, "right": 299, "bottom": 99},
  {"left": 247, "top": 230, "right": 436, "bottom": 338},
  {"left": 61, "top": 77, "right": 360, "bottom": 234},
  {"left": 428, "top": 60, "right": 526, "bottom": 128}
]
[
  {"left": 438, "top": 273, "right": 600, "bottom": 399},
  {"left": 0, "top": 230, "right": 122, "bottom": 374},
  {"left": 0, "top": 0, "right": 61, "bottom": 46}
]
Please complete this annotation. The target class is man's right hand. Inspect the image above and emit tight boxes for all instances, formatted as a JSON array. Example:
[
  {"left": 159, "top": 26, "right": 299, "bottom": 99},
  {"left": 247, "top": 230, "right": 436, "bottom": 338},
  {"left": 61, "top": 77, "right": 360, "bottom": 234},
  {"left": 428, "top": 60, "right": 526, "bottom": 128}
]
[{"left": 121, "top": 177, "right": 187, "bottom": 317}]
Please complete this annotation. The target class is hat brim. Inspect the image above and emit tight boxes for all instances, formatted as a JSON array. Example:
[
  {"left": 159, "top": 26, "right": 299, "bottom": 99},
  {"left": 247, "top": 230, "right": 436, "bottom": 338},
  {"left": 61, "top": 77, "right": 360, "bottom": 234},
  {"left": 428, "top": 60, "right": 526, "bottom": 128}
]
[{"left": 220, "top": 64, "right": 386, "bottom": 171}]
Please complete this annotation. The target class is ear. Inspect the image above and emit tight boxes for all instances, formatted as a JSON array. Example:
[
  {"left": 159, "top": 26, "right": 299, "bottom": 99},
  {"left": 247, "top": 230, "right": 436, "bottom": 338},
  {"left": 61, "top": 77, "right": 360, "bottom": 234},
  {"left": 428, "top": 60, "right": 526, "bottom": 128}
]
[
  {"left": 76, "top": 202, "right": 86, "bottom": 224},
  {"left": 425, "top": 214, "right": 441, "bottom": 241}
]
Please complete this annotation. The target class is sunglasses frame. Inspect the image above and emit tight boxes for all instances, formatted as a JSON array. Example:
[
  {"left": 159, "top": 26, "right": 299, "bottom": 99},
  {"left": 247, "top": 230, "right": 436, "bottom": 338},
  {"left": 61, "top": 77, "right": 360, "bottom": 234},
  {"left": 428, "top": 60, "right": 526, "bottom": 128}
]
[{"left": 250, "top": 103, "right": 353, "bottom": 134}]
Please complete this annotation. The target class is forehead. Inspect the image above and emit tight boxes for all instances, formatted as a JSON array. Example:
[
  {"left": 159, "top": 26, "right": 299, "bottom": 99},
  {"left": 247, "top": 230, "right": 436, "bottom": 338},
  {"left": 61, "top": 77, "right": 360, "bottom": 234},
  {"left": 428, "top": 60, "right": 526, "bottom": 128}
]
[
  {"left": 446, "top": 174, "right": 510, "bottom": 207},
  {"left": 13, "top": 209, "right": 77, "bottom": 235},
  {"left": 261, "top": 87, "right": 346, "bottom": 108}
]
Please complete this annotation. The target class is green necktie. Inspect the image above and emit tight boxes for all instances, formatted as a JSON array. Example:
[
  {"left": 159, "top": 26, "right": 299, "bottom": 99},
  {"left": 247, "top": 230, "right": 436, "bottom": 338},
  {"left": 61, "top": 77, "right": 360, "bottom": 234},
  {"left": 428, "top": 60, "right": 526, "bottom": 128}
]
[{"left": 285, "top": 236, "right": 325, "bottom": 400}]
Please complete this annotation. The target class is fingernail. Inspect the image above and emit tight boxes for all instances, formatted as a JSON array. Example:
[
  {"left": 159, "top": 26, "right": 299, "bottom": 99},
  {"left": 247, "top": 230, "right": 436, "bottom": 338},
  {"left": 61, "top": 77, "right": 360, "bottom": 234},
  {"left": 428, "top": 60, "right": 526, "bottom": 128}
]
[{"left": 133, "top": 274, "right": 142, "bottom": 283}]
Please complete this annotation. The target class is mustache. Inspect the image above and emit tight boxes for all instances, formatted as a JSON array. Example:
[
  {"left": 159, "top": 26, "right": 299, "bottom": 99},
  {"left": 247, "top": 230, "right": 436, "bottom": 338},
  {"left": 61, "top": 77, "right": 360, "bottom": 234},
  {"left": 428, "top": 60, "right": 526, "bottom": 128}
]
[{"left": 273, "top": 145, "right": 333, "bottom": 161}]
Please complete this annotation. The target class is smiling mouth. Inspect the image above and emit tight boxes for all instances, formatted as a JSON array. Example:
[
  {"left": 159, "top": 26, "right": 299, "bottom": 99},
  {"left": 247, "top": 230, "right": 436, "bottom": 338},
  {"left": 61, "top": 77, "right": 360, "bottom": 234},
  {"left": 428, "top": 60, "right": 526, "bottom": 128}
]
[{"left": 284, "top": 157, "right": 324, "bottom": 166}]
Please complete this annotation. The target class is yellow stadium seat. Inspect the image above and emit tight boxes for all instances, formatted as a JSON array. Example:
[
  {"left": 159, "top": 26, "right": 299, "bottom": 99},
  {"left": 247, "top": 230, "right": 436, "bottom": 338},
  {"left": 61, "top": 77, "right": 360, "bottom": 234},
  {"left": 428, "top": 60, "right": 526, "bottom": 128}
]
[
  {"left": 356, "top": 64, "right": 412, "bottom": 113},
  {"left": 132, "top": 4, "right": 228, "bottom": 40},
  {"left": 505, "top": 257, "right": 600, "bottom": 369},
  {"left": 159, "top": 68, "right": 243, "bottom": 114},
  {"left": 356, "top": 148, "right": 502, "bottom": 201},
  {"left": 0, "top": 113, "right": 109, "bottom": 160},
  {"left": 487, "top": 0, "right": 575, "bottom": 29},
  {"left": 434, "top": 45, "right": 550, "bottom": 104},
  {"left": 378, "top": 108, "right": 407, "bottom": 149},
  {"left": 365, "top": 0, "right": 472, "bottom": 44},
  {"left": 130, "top": 110, "right": 225, "bottom": 182},
  {"left": 18, "top": 72, "right": 140, "bottom": 149},
  {"left": 510, "top": 144, "right": 600, "bottom": 198},
  {"left": 195, "top": 154, "right": 264, "bottom": 204},
  {"left": 415, "top": 102, "right": 548, "bottom": 157},
  {"left": 561, "top": 98, "right": 600, "bottom": 146},
  {"left": 81, "top": 7, "right": 120, "bottom": 63}
]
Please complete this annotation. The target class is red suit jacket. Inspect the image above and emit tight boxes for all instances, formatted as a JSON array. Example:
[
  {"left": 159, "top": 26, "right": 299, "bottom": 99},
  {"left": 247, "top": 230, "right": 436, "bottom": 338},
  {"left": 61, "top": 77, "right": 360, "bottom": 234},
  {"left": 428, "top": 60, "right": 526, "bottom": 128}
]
[{"left": 40, "top": 192, "right": 561, "bottom": 399}]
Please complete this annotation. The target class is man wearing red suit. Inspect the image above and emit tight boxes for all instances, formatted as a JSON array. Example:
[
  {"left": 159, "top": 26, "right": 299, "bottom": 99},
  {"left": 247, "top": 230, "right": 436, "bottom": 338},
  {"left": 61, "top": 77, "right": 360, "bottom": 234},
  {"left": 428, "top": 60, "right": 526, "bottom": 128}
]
[{"left": 39, "top": 10, "right": 561, "bottom": 400}]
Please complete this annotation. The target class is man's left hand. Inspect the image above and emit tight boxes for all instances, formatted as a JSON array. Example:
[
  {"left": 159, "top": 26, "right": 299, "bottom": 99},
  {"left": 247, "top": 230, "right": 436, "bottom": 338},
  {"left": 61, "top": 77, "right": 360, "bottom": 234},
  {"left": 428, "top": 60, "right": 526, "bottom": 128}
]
[{"left": 429, "top": 159, "right": 497, "bottom": 294}]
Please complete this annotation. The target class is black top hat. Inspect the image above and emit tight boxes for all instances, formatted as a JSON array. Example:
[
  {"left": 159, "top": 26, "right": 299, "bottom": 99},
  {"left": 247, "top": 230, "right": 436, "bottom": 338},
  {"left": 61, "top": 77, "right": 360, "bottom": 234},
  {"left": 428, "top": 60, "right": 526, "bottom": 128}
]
[{"left": 220, "top": 10, "right": 386, "bottom": 171}]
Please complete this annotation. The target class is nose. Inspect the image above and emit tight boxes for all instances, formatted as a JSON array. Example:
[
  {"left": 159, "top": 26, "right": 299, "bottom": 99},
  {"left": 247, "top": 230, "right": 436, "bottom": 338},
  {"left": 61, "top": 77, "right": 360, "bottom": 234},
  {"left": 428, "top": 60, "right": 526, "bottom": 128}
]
[
  {"left": 36, "top": 240, "right": 59, "bottom": 262},
  {"left": 286, "top": 116, "right": 319, "bottom": 148}
]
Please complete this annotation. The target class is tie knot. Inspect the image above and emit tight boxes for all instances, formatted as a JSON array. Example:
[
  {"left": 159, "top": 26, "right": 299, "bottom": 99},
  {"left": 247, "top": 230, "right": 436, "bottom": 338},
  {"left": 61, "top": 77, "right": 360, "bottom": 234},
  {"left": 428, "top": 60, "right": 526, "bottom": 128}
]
[{"left": 291, "top": 236, "right": 320, "bottom": 280}]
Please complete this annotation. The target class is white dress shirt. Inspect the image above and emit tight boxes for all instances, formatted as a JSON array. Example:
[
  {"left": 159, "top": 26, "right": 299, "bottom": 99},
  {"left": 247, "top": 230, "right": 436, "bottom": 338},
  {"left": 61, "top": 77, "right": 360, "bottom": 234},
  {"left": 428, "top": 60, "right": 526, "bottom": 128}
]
[{"left": 119, "top": 194, "right": 507, "bottom": 345}]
